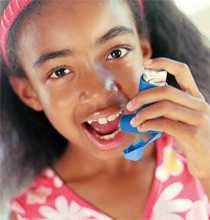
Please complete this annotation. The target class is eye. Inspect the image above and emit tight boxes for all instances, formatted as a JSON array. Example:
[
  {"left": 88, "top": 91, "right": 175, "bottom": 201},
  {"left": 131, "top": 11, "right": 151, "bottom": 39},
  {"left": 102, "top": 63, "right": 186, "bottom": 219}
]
[
  {"left": 107, "top": 47, "right": 131, "bottom": 60},
  {"left": 49, "top": 66, "right": 72, "bottom": 79}
]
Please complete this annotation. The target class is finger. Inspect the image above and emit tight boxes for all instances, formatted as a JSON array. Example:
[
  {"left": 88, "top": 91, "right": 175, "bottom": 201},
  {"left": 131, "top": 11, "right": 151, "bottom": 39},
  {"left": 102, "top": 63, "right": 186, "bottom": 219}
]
[
  {"left": 130, "top": 100, "right": 209, "bottom": 127},
  {"left": 138, "top": 118, "right": 195, "bottom": 152},
  {"left": 127, "top": 85, "right": 210, "bottom": 114},
  {"left": 144, "top": 57, "right": 204, "bottom": 99}
]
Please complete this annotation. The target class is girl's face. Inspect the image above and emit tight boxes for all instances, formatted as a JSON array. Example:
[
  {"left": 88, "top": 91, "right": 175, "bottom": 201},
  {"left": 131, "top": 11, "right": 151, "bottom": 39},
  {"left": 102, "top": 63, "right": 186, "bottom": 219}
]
[{"left": 12, "top": 0, "right": 152, "bottom": 160}]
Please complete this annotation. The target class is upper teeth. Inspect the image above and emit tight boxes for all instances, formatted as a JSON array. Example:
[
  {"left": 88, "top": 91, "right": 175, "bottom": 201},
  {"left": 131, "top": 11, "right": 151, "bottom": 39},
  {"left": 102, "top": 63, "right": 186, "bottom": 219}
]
[{"left": 88, "top": 111, "right": 121, "bottom": 125}]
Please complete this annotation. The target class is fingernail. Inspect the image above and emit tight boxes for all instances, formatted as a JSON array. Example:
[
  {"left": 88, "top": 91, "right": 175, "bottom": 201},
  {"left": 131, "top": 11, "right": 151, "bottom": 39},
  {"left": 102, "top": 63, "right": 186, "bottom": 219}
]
[
  {"left": 137, "top": 125, "right": 146, "bottom": 132},
  {"left": 130, "top": 118, "right": 137, "bottom": 127},
  {"left": 126, "top": 101, "right": 134, "bottom": 111}
]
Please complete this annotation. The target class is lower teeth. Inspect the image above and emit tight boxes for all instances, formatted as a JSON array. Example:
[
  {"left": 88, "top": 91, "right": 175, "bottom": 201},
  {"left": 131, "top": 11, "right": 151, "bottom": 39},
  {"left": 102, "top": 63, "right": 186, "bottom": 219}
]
[{"left": 96, "top": 129, "right": 120, "bottom": 140}]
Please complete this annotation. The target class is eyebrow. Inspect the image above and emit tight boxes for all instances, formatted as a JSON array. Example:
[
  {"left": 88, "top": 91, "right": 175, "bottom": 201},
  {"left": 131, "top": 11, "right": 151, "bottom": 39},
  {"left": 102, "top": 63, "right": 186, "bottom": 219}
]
[
  {"left": 96, "top": 26, "right": 134, "bottom": 45},
  {"left": 33, "top": 49, "right": 72, "bottom": 68},
  {"left": 33, "top": 26, "right": 134, "bottom": 68}
]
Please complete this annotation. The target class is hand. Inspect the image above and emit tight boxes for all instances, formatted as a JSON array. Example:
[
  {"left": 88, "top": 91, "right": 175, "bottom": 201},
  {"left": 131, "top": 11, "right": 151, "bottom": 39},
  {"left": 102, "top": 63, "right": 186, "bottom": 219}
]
[{"left": 127, "top": 57, "right": 210, "bottom": 180}]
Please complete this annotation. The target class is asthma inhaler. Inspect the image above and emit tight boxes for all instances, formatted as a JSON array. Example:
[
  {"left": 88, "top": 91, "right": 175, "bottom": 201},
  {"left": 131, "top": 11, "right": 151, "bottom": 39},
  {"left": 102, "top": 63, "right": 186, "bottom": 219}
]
[{"left": 120, "top": 69, "right": 167, "bottom": 161}]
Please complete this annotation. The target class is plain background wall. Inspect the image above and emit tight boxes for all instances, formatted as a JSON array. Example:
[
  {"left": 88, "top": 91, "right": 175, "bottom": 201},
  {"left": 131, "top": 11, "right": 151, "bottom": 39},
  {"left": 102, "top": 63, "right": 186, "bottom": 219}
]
[
  {"left": 190, "top": 7, "right": 210, "bottom": 45},
  {"left": 174, "top": 0, "right": 210, "bottom": 40}
]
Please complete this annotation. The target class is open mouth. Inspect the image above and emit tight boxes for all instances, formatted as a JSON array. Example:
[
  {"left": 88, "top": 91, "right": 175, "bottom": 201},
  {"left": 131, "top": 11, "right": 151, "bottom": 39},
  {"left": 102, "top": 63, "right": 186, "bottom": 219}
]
[{"left": 82, "top": 111, "right": 127, "bottom": 150}]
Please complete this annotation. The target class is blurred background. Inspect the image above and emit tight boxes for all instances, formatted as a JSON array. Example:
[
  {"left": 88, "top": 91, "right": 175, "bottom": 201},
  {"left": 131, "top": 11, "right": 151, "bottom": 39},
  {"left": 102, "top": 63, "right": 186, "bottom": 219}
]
[
  {"left": 174, "top": 0, "right": 210, "bottom": 42},
  {"left": 1, "top": 1, "right": 210, "bottom": 220}
]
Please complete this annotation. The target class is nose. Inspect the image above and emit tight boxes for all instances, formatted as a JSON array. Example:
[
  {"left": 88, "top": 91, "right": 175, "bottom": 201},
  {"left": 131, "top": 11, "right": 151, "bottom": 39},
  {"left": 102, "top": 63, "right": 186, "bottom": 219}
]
[{"left": 78, "top": 66, "right": 121, "bottom": 106}]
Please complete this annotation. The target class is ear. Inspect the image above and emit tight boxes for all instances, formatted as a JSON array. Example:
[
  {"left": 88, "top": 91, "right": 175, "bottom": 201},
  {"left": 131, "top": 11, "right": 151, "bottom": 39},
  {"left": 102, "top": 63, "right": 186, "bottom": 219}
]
[
  {"left": 9, "top": 76, "right": 43, "bottom": 112},
  {"left": 139, "top": 35, "right": 152, "bottom": 62}
]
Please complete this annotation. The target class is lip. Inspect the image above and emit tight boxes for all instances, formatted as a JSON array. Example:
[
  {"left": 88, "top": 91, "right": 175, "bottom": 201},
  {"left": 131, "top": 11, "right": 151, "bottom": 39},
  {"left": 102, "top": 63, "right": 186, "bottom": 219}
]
[
  {"left": 82, "top": 122, "right": 128, "bottom": 150},
  {"left": 81, "top": 105, "right": 132, "bottom": 123},
  {"left": 80, "top": 106, "right": 131, "bottom": 150},
  {"left": 82, "top": 107, "right": 122, "bottom": 123}
]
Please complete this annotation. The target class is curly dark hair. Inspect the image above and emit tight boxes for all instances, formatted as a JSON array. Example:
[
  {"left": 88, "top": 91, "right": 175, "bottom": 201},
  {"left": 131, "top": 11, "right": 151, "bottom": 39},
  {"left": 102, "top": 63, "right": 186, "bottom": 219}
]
[{"left": 0, "top": 0, "right": 210, "bottom": 206}]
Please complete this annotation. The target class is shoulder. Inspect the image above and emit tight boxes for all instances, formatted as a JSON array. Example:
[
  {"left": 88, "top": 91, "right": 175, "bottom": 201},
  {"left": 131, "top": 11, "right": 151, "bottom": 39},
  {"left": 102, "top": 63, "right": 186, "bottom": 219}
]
[
  {"left": 9, "top": 167, "right": 112, "bottom": 220},
  {"left": 9, "top": 167, "right": 65, "bottom": 219},
  {"left": 155, "top": 133, "right": 202, "bottom": 184},
  {"left": 151, "top": 134, "right": 210, "bottom": 219},
  {"left": 155, "top": 133, "right": 186, "bottom": 175},
  {"left": 155, "top": 133, "right": 210, "bottom": 201}
]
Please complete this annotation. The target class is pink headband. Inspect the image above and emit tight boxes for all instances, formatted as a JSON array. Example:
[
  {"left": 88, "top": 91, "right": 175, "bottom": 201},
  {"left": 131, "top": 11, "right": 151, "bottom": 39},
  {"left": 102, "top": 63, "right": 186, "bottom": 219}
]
[
  {"left": 0, "top": 0, "right": 32, "bottom": 66},
  {"left": 0, "top": 0, "right": 144, "bottom": 66},
  {"left": 137, "top": 0, "right": 144, "bottom": 17}
]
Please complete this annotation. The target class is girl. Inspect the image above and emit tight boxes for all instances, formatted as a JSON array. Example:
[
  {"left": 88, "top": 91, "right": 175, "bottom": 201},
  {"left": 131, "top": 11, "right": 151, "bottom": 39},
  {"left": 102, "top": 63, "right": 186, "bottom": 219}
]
[{"left": 1, "top": 0, "right": 210, "bottom": 219}]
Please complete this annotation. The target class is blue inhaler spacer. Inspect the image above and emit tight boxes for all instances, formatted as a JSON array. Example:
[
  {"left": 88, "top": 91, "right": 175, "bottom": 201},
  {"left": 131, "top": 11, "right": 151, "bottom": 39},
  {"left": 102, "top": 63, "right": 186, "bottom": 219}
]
[{"left": 120, "top": 69, "right": 167, "bottom": 161}]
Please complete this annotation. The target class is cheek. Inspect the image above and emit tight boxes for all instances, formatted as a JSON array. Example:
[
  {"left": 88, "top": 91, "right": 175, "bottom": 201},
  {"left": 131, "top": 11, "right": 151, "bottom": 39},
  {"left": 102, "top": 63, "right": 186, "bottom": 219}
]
[
  {"left": 40, "top": 79, "right": 79, "bottom": 109},
  {"left": 111, "top": 53, "right": 144, "bottom": 100},
  {"left": 37, "top": 84, "right": 79, "bottom": 131}
]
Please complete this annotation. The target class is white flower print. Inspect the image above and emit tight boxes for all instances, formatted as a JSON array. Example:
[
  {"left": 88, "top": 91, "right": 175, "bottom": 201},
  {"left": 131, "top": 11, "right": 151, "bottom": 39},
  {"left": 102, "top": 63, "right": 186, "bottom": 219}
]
[
  {"left": 26, "top": 186, "right": 52, "bottom": 204},
  {"left": 11, "top": 201, "right": 31, "bottom": 220},
  {"left": 151, "top": 182, "right": 192, "bottom": 220},
  {"left": 53, "top": 176, "right": 63, "bottom": 188},
  {"left": 186, "top": 197, "right": 210, "bottom": 220},
  {"left": 11, "top": 201, "right": 25, "bottom": 214},
  {"left": 156, "top": 145, "right": 184, "bottom": 182},
  {"left": 44, "top": 168, "right": 63, "bottom": 188},
  {"left": 203, "top": 195, "right": 210, "bottom": 216},
  {"left": 39, "top": 195, "right": 112, "bottom": 220},
  {"left": 16, "top": 214, "right": 30, "bottom": 220},
  {"left": 45, "top": 169, "right": 54, "bottom": 178}
]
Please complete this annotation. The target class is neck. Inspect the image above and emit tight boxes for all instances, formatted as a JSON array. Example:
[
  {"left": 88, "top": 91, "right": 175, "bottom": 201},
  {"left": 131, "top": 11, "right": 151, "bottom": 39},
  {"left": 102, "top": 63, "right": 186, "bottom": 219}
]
[{"left": 53, "top": 134, "right": 156, "bottom": 182}]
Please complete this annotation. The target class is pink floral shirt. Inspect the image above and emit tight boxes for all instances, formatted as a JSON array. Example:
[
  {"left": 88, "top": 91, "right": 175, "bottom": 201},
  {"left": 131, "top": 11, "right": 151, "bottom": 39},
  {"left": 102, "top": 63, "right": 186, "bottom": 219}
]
[{"left": 10, "top": 133, "right": 210, "bottom": 220}]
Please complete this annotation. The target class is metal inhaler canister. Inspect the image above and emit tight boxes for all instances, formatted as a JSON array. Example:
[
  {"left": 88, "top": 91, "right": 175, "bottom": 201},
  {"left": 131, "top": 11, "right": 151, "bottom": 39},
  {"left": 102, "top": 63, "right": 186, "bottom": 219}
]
[{"left": 120, "top": 69, "right": 168, "bottom": 161}]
